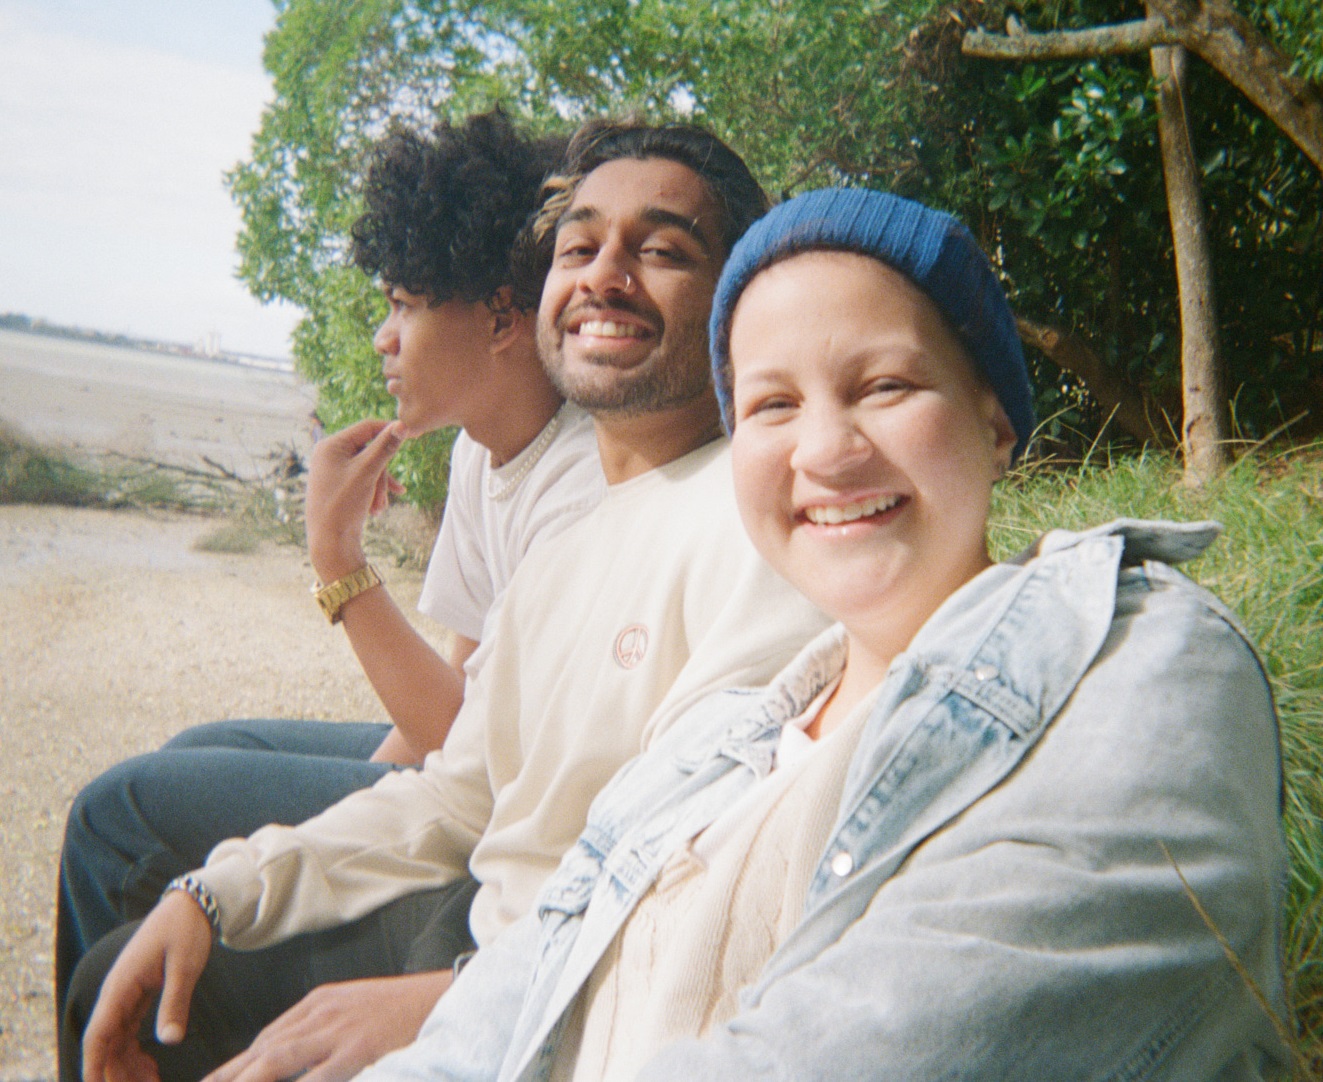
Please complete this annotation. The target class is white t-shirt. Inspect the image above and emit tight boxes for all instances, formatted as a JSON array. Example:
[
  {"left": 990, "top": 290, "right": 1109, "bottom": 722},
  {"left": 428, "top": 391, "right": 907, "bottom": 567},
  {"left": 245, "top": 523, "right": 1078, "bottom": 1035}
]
[
  {"left": 201, "top": 439, "right": 830, "bottom": 949},
  {"left": 418, "top": 402, "right": 605, "bottom": 641}
]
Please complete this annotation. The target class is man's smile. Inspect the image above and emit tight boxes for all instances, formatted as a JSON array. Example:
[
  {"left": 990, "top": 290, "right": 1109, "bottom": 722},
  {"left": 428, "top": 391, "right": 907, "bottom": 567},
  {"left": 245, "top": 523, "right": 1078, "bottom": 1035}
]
[
  {"left": 563, "top": 304, "right": 657, "bottom": 344},
  {"left": 574, "top": 319, "right": 646, "bottom": 339}
]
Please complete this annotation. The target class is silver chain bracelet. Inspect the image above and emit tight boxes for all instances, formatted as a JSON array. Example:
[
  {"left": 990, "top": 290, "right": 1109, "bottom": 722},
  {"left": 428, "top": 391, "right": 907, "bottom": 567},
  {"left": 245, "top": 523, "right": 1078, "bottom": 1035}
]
[{"left": 164, "top": 873, "right": 222, "bottom": 938}]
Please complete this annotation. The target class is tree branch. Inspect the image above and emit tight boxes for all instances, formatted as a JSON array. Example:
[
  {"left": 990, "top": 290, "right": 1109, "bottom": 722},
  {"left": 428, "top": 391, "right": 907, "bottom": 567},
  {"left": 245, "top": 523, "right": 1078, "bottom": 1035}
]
[
  {"left": 962, "top": 1, "right": 1323, "bottom": 173},
  {"left": 1150, "top": 0, "right": 1323, "bottom": 174},
  {"left": 1016, "top": 317, "right": 1174, "bottom": 446},
  {"left": 963, "top": 17, "right": 1179, "bottom": 61}
]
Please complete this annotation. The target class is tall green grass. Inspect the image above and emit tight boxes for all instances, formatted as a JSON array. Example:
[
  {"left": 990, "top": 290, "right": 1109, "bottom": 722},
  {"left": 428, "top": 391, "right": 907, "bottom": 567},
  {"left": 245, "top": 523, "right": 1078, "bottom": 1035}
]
[{"left": 990, "top": 443, "right": 1323, "bottom": 1075}]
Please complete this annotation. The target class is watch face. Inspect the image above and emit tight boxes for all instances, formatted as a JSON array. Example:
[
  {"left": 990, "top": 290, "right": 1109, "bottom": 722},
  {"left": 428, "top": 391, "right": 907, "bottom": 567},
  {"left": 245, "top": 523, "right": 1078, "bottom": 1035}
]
[{"left": 313, "top": 580, "right": 343, "bottom": 620}]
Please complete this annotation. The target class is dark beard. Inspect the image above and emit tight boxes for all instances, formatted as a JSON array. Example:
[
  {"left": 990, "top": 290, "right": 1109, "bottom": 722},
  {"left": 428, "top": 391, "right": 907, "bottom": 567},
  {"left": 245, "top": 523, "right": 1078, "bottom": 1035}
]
[{"left": 536, "top": 316, "right": 714, "bottom": 418}]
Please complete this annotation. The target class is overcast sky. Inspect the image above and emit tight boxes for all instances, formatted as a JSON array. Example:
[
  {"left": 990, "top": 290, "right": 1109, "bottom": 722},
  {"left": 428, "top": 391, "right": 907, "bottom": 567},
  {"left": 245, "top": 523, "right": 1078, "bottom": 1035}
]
[{"left": 0, "top": 0, "right": 302, "bottom": 359}]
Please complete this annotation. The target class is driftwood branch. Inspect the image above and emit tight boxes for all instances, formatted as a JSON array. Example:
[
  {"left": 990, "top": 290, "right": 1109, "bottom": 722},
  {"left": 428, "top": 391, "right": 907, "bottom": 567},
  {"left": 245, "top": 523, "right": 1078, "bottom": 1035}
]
[
  {"left": 200, "top": 455, "right": 247, "bottom": 483},
  {"left": 1016, "top": 317, "right": 1174, "bottom": 446},
  {"left": 96, "top": 448, "right": 307, "bottom": 510}
]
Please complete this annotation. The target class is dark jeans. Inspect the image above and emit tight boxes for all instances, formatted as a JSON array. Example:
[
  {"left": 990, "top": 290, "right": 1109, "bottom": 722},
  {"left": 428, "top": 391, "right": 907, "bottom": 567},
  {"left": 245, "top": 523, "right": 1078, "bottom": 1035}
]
[
  {"left": 60, "top": 875, "right": 479, "bottom": 1082},
  {"left": 55, "top": 719, "right": 395, "bottom": 1021}
]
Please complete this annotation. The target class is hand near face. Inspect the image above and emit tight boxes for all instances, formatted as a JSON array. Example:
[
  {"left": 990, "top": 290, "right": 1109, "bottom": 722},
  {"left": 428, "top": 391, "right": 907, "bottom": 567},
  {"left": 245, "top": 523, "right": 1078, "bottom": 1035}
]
[
  {"left": 305, "top": 419, "right": 407, "bottom": 582},
  {"left": 81, "top": 890, "right": 214, "bottom": 1082},
  {"left": 199, "top": 971, "right": 454, "bottom": 1082}
]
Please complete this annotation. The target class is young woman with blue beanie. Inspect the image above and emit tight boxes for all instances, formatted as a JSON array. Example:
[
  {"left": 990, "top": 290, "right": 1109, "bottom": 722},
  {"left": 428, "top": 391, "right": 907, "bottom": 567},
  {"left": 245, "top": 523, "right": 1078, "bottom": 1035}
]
[{"left": 358, "top": 188, "right": 1289, "bottom": 1081}]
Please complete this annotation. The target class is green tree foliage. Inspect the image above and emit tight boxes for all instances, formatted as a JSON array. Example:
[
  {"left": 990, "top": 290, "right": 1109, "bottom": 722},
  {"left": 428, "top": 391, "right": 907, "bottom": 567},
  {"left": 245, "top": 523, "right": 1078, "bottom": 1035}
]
[
  {"left": 503, "top": 0, "right": 1323, "bottom": 448},
  {"left": 1249, "top": 0, "right": 1323, "bottom": 83},
  {"left": 231, "top": 0, "right": 1322, "bottom": 509},
  {"left": 228, "top": 0, "right": 531, "bottom": 511}
]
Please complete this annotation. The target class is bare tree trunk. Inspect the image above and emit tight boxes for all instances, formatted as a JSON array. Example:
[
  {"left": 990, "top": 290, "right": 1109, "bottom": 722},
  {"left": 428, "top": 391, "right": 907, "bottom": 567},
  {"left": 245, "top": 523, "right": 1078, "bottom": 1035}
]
[{"left": 1150, "top": 39, "right": 1230, "bottom": 483}]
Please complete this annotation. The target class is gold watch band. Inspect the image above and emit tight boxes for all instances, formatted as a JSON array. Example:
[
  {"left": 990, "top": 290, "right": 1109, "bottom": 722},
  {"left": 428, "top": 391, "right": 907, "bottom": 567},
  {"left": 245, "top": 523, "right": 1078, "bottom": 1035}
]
[{"left": 312, "top": 563, "right": 382, "bottom": 624}]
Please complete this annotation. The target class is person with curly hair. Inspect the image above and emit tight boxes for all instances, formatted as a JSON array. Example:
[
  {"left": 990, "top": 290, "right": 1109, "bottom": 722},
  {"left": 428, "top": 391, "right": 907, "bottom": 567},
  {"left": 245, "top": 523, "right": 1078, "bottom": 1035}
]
[
  {"left": 319, "top": 108, "right": 605, "bottom": 763},
  {"left": 73, "top": 118, "right": 828, "bottom": 1082},
  {"left": 55, "top": 107, "right": 604, "bottom": 1045}
]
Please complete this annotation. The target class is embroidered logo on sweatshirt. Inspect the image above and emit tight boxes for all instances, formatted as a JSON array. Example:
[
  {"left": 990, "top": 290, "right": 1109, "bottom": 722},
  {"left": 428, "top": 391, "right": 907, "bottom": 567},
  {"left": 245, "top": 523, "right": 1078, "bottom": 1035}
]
[{"left": 613, "top": 624, "right": 649, "bottom": 669}]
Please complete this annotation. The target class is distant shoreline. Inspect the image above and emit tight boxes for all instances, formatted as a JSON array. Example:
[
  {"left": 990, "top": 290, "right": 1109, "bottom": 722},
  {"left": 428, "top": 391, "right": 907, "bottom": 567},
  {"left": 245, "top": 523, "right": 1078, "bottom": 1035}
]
[
  {"left": 0, "top": 327, "right": 317, "bottom": 480},
  {"left": 0, "top": 313, "right": 294, "bottom": 373}
]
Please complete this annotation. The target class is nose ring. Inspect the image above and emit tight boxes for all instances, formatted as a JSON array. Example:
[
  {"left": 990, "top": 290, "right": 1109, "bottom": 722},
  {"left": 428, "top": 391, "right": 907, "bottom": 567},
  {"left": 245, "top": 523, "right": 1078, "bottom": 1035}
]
[{"left": 624, "top": 273, "right": 633, "bottom": 291}]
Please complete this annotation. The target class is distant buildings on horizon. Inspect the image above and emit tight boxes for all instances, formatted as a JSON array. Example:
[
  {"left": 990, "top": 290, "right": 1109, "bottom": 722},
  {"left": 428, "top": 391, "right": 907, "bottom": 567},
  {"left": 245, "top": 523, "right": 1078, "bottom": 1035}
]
[{"left": 0, "top": 311, "right": 293, "bottom": 372}]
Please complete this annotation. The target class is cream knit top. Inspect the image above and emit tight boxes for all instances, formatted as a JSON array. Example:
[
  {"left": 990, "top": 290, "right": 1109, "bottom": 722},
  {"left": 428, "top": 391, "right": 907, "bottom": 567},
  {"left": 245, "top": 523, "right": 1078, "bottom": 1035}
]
[{"left": 551, "top": 689, "right": 868, "bottom": 1081}]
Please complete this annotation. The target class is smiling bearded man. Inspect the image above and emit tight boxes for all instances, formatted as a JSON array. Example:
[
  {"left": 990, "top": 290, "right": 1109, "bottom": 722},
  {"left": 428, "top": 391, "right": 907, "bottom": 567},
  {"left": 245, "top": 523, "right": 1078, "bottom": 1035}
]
[{"left": 74, "top": 120, "right": 829, "bottom": 1082}]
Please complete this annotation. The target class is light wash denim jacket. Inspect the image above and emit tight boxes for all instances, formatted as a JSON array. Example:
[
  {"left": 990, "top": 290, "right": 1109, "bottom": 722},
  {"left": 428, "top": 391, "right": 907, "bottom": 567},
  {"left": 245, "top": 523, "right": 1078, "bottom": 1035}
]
[{"left": 363, "top": 520, "right": 1290, "bottom": 1082}]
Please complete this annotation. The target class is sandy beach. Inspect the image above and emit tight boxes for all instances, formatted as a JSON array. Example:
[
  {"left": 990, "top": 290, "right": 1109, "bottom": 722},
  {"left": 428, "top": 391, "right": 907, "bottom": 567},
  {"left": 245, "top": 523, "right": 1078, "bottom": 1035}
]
[
  {"left": 0, "top": 332, "right": 441, "bottom": 1079},
  {"left": 0, "top": 328, "right": 319, "bottom": 479}
]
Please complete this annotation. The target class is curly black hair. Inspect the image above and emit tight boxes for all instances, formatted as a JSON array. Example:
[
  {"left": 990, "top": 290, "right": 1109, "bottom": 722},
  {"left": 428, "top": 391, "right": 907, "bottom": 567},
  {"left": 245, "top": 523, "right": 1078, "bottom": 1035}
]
[{"left": 349, "top": 108, "right": 566, "bottom": 311}]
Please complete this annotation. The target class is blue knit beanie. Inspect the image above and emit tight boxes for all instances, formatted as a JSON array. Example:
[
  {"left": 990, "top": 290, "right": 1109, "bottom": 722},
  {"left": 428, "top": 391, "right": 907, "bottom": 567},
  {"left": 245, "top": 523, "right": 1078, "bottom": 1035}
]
[{"left": 709, "top": 187, "right": 1036, "bottom": 461}]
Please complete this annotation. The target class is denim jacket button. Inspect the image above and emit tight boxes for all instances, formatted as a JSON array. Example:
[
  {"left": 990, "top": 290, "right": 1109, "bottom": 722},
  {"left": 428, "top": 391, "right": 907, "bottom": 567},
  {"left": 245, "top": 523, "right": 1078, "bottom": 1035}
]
[
  {"left": 830, "top": 851, "right": 854, "bottom": 877},
  {"left": 973, "top": 664, "right": 998, "bottom": 681}
]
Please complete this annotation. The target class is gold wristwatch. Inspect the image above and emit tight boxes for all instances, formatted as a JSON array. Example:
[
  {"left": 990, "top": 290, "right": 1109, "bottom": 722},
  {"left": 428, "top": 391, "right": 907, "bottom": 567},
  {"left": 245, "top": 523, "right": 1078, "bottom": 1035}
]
[{"left": 312, "top": 563, "right": 382, "bottom": 624}]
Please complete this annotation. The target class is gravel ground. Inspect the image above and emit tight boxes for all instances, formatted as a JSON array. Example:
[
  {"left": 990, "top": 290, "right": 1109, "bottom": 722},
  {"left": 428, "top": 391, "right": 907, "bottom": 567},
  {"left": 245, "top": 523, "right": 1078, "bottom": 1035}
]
[{"left": 0, "top": 504, "right": 437, "bottom": 1080}]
